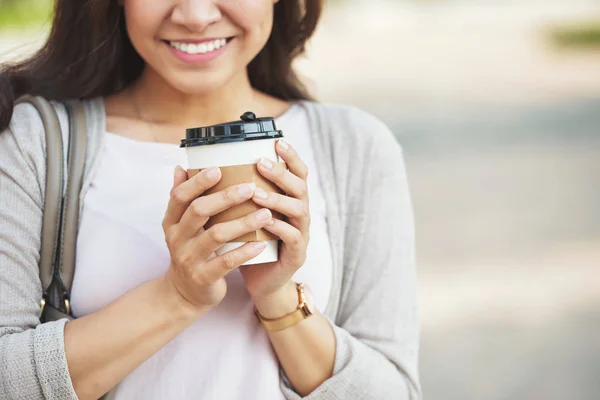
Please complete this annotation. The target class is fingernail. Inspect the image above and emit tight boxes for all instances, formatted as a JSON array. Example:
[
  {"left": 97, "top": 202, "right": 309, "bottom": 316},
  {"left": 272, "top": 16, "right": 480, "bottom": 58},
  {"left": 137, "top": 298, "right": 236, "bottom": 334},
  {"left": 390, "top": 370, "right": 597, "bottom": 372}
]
[
  {"left": 238, "top": 183, "right": 256, "bottom": 196},
  {"left": 259, "top": 158, "right": 274, "bottom": 170},
  {"left": 278, "top": 140, "right": 289, "bottom": 151},
  {"left": 254, "top": 188, "right": 268, "bottom": 199},
  {"left": 204, "top": 167, "right": 219, "bottom": 180},
  {"left": 256, "top": 209, "right": 271, "bottom": 221},
  {"left": 253, "top": 241, "right": 266, "bottom": 251},
  {"left": 267, "top": 219, "right": 275, "bottom": 226}
]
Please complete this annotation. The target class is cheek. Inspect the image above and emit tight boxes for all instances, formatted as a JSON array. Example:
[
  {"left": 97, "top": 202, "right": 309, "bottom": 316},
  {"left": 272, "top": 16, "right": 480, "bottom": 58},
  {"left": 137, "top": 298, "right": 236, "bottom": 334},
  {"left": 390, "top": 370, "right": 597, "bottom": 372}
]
[
  {"left": 227, "top": 0, "right": 274, "bottom": 38},
  {"left": 123, "top": 0, "right": 167, "bottom": 47}
]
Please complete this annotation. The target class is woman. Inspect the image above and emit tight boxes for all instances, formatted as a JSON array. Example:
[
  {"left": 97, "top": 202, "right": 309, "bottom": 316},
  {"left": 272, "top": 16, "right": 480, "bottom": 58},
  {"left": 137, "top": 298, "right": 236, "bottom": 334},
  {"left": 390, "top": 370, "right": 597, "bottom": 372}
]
[{"left": 0, "top": 1, "right": 420, "bottom": 399}]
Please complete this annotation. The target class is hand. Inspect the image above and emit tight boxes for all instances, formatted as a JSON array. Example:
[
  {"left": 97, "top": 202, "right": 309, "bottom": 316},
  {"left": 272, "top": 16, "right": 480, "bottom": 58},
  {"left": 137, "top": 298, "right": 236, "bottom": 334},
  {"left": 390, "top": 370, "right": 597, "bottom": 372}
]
[
  {"left": 240, "top": 139, "right": 311, "bottom": 314},
  {"left": 162, "top": 166, "right": 274, "bottom": 313}
]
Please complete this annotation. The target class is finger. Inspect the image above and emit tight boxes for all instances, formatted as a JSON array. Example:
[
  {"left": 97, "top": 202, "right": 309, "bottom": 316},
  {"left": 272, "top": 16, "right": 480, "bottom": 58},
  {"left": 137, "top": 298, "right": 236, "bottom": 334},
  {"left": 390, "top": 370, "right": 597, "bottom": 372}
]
[
  {"left": 192, "top": 208, "right": 273, "bottom": 260},
  {"left": 252, "top": 189, "right": 309, "bottom": 223},
  {"left": 275, "top": 139, "right": 308, "bottom": 181},
  {"left": 163, "top": 167, "right": 221, "bottom": 227},
  {"left": 257, "top": 158, "right": 308, "bottom": 201},
  {"left": 178, "top": 183, "right": 257, "bottom": 239},
  {"left": 174, "top": 165, "right": 189, "bottom": 188},
  {"left": 162, "top": 166, "right": 190, "bottom": 230},
  {"left": 201, "top": 241, "right": 267, "bottom": 281},
  {"left": 263, "top": 219, "right": 306, "bottom": 267}
]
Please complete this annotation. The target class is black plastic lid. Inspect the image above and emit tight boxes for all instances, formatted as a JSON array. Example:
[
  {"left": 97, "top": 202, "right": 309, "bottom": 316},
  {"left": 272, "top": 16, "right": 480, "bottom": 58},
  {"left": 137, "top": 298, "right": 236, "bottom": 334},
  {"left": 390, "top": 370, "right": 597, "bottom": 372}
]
[{"left": 180, "top": 111, "right": 283, "bottom": 148}]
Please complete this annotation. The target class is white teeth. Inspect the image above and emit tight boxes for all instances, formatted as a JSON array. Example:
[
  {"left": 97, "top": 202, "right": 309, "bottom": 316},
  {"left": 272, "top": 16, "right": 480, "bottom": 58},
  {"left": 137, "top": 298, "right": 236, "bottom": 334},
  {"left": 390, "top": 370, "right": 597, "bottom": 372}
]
[{"left": 169, "top": 38, "right": 228, "bottom": 55}]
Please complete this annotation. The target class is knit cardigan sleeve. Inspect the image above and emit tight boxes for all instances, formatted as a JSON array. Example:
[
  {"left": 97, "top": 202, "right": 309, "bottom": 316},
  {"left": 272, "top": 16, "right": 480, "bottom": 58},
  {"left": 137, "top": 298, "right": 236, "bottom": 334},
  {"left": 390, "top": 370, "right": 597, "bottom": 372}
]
[
  {"left": 0, "top": 103, "right": 78, "bottom": 399},
  {"left": 280, "top": 105, "right": 421, "bottom": 399}
]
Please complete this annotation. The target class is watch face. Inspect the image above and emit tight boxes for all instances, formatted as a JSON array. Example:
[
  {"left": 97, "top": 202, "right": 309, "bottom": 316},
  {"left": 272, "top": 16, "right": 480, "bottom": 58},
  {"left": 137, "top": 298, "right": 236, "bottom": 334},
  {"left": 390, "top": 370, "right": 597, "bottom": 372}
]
[{"left": 304, "top": 283, "right": 316, "bottom": 314}]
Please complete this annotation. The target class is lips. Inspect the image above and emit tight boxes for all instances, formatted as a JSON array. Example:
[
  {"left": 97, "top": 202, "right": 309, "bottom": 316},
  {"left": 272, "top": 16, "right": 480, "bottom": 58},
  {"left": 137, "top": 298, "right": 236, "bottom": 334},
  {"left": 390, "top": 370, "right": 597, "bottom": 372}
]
[
  {"left": 164, "top": 36, "right": 234, "bottom": 64},
  {"left": 167, "top": 38, "right": 229, "bottom": 55}
]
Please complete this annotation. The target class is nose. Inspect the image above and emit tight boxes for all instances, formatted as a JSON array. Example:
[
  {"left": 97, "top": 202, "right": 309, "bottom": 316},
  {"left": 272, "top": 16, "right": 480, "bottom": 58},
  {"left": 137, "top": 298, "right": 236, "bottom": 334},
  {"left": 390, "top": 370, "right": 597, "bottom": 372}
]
[{"left": 171, "top": 0, "right": 222, "bottom": 32}]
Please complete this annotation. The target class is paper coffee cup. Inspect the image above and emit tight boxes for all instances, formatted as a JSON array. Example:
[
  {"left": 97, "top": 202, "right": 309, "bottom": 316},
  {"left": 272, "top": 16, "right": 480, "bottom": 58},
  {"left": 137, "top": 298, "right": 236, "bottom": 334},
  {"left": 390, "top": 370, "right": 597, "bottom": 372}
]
[{"left": 180, "top": 112, "right": 285, "bottom": 265}]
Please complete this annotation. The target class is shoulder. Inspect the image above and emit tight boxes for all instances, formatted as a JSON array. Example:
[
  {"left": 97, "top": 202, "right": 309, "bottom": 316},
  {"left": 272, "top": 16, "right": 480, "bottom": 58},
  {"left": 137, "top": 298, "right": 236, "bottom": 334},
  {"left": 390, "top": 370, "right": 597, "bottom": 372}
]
[
  {"left": 303, "top": 101, "right": 388, "bottom": 129},
  {"left": 1, "top": 96, "right": 97, "bottom": 175},
  {"left": 2, "top": 101, "right": 49, "bottom": 170},
  {"left": 0, "top": 100, "right": 53, "bottom": 209},
  {"left": 2, "top": 98, "right": 72, "bottom": 165},
  {"left": 8, "top": 100, "right": 46, "bottom": 139},
  {"left": 302, "top": 101, "right": 400, "bottom": 147},
  {"left": 3, "top": 96, "right": 102, "bottom": 155},
  {"left": 300, "top": 101, "right": 403, "bottom": 163}
]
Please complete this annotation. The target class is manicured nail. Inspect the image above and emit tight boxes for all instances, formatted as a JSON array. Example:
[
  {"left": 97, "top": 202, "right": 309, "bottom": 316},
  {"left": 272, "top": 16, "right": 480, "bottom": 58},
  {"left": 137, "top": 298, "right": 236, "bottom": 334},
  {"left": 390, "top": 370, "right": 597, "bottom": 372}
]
[
  {"left": 259, "top": 158, "right": 274, "bottom": 170},
  {"left": 256, "top": 209, "right": 271, "bottom": 221},
  {"left": 278, "top": 140, "right": 289, "bottom": 151},
  {"left": 238, "top": 183, "right": 256, "bottom": 196},
  {"left": 204, "top": 167, "right": 219, "bottom": 180},
  {"left": 254, "top": 241, "right": 267, "bottom": 251},
  {"left": 254, "top": 188, "right": 268, "bottom": 199}
]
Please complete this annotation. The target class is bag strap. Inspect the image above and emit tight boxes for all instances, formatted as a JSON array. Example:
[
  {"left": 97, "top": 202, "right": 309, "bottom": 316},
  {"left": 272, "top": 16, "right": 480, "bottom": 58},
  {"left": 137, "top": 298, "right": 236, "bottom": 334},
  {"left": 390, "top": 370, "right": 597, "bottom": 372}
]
[
  {"left": 59, "top": 101, "right": 87, "bottom": 294},
  {"left": 15, "top": 96, "right": 86, "bottom": 319},
  {"left": 16, "top": 96, "right": 64, "bottom": 296},
  {"left": 16, "top": 97, "right": 117, "bottom": 399}
]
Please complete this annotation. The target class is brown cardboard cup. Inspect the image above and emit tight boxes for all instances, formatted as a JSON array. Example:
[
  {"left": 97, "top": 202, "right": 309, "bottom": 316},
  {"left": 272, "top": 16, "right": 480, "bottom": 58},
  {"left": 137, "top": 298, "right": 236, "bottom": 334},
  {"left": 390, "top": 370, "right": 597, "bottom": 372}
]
[
  {"left": 187, "top": 163, "right": 286, "bottom": 242},
  {"left": 181, "top": 113, "right": 285, "bottom": 265}
]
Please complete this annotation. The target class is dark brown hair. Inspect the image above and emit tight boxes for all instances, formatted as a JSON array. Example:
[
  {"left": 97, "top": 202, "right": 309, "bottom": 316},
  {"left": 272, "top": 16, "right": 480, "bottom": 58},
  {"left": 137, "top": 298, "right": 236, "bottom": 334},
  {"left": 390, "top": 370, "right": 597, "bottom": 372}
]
[{"left": 0, "top": 0, "right": 322, "bottom": 131}]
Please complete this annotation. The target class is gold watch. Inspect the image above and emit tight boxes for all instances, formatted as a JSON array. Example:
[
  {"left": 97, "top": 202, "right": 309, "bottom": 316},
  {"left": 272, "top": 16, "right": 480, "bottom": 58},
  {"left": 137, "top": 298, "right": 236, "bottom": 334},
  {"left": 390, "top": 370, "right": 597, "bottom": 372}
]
[{"left": 254, "top": 283, "right": 313, "bottom": 331}]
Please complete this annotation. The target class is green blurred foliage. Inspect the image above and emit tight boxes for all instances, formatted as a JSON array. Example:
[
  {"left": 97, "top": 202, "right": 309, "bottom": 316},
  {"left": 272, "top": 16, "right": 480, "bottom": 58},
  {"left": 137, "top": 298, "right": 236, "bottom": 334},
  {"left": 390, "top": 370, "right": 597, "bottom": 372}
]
[
  {"left": 0, "top": 0, "right": 53, "bottom": 29},
  {"left": 551, "top": 19, "right": 600, "bottom": 49}
]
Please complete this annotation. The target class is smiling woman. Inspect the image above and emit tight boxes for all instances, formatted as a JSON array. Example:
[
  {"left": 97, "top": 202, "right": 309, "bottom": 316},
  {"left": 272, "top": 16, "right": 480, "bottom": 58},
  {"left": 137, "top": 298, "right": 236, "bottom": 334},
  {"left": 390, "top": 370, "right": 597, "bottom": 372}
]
[
  {"left": 0, "top": 1, "right": 420, "bottom": 399},
  {"left": 0, "top": 0, "right": 319, "bottom": 129}
]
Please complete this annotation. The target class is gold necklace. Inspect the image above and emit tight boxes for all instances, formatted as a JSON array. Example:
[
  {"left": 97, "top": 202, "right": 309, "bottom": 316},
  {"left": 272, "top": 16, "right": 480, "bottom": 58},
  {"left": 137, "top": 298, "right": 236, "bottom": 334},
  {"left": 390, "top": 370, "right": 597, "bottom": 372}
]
[{"left": 131, "top": 86, "right": 160, "bottom": 143}]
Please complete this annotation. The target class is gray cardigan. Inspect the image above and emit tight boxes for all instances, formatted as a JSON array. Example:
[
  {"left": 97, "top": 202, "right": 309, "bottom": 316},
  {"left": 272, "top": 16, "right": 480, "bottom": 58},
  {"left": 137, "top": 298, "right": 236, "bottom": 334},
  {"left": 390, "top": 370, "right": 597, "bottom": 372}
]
[{"left": 0, "top": 98, "right": 421, "bottom": 399}]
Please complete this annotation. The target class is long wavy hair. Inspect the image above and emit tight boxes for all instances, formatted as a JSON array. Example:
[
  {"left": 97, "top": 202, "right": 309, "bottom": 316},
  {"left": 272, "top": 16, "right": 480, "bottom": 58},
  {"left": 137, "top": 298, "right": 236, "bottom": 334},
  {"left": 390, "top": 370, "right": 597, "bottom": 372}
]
[{"left": 0, "top": 0, "right": 323, "bottom": 131}]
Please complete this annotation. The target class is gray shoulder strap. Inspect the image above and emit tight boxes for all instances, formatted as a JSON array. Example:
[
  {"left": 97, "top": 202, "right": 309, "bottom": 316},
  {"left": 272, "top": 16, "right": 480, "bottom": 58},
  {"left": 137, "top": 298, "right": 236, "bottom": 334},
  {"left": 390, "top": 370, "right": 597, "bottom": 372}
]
[
  {"left": 15, "top": 96, "right": 87, "bottom": 317},
  {"left": 60, "top": 101, "right": 87, "bottom": 293},
  {"left": 16, "top": 95, "right": 64, "bottom": 295},
  {"left": 16, "top": 96, "right": 115, "bottom": 399}
]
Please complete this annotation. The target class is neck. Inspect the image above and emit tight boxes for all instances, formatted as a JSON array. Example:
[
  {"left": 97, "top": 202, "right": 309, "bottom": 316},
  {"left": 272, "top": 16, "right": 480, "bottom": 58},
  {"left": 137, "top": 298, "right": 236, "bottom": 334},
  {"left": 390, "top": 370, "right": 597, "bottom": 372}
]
[{"left": 132, "top": 67, "right": 258, "bottom": 129}]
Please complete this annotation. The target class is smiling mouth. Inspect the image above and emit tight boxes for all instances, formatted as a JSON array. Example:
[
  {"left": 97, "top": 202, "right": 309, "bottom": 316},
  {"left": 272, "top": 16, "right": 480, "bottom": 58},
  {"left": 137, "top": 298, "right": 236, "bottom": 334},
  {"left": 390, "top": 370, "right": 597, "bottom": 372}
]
[{"left": 165, "top": 37, "right": 233, "bottom": 55}]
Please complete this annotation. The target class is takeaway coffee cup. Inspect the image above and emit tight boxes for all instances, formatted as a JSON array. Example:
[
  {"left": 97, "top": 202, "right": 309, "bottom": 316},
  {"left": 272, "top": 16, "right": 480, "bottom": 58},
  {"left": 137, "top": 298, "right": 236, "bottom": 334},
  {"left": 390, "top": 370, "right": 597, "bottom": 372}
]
[{"left": 180, "top": 112, "right": 285, "bottom": 265}]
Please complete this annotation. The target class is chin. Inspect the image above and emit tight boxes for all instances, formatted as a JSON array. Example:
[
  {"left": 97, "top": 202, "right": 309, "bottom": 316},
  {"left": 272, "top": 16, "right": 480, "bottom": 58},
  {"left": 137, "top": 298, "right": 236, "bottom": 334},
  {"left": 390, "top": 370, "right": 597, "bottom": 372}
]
[
  {"left": 173, "top": 80, "right": 226, "bottom": 95},
  {"left": 160, "top": 72, "right": 229, "bottom": 95}
]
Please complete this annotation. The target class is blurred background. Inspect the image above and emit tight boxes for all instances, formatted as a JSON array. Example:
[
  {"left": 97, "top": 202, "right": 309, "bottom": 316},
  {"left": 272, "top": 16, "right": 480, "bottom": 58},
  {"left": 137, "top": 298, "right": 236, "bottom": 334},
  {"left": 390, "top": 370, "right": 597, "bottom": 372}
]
[{"left": 2, "top": 0, "right": 599, "bottom": 398}]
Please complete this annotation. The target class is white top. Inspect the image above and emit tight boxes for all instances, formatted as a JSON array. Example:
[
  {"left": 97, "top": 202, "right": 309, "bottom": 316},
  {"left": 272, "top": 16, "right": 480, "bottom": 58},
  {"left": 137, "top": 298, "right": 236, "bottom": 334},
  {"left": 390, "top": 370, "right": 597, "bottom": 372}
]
[{"left": 69, "top": 104, "right": 333, "bottom": 400}]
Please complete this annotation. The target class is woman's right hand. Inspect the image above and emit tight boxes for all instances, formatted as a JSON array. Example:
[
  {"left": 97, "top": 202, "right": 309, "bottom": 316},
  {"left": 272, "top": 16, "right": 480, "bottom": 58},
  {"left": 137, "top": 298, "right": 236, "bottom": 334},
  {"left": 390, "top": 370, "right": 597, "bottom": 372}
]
[{"left": 162, "top": 166, "right": 273, "bottom": 313}]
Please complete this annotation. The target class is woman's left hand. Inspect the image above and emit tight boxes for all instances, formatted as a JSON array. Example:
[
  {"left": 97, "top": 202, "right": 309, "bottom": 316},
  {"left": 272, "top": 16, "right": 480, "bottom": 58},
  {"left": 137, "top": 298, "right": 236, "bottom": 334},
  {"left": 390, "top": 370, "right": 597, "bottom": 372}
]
[{"left": 239, "top": 139, "right": 310, "bottom": 316}]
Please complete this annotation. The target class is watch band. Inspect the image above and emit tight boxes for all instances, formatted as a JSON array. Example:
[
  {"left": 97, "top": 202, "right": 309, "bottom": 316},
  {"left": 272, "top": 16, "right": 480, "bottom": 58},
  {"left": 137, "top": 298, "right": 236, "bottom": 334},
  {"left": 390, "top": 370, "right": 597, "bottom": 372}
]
[{"left": 254, "top": 283, "right": 313, "bottom": 331}]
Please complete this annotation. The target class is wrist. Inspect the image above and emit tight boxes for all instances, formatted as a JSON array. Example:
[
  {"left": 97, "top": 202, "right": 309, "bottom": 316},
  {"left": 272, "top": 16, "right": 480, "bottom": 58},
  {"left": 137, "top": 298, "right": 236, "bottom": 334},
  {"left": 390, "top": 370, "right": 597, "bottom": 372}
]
[
  {"left": 252, "top": 281, "right": 299, "bottom": 319},
  {"left": 157, "top": 276, "right": 207, "bottom": 322}
]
